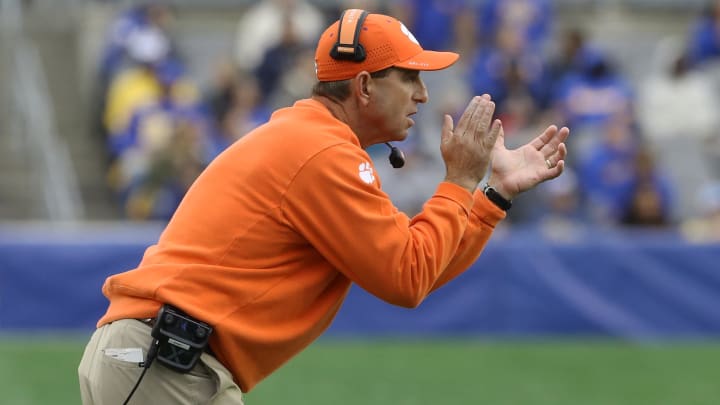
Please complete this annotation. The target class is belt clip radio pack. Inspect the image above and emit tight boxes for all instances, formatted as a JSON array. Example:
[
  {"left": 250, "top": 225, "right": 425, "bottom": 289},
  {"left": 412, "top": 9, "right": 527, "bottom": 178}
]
[{"left": 150, "top": 304, "right": 213, "bottom": 373}]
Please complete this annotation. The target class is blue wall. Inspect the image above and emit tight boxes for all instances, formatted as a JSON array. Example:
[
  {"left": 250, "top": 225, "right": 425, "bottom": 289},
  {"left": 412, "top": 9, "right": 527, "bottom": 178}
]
[{"left": 2, "top": 223, "right": 719, "bottom": 339}]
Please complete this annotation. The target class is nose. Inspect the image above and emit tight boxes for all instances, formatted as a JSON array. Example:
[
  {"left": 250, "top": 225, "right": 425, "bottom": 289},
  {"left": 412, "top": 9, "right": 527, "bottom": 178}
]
[{"left": 413, "top": 77, "right": 429, "bottom": 104}]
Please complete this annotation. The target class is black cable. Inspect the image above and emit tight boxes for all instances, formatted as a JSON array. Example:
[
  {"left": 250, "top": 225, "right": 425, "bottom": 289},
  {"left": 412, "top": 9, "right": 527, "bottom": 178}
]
[{"left": 123, "top": 339, "right": 159, "bottom": 405}]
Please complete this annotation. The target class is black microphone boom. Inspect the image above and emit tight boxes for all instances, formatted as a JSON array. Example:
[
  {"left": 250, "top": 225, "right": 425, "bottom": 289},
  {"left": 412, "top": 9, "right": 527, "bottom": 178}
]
[{"left": 385, "top": 142, "right": 406, "bottom": 168}]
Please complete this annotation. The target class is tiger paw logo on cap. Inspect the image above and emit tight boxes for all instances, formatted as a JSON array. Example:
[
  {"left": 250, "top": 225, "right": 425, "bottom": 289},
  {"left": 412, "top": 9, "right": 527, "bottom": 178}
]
[{"left": 399, "top": 23, "right": 419, "bottom": 46}]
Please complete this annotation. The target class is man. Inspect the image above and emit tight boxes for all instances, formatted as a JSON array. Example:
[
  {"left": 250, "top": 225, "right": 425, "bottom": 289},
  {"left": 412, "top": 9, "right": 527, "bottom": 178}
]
[{"left": 78, "top": 9, "right": 568, "bottom": 404}]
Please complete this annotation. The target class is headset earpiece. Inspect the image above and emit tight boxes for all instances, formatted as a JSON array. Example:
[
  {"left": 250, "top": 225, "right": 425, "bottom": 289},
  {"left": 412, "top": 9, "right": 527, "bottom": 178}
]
[{"left": 330, "top": 9, "right": 368, "bottom": 62}]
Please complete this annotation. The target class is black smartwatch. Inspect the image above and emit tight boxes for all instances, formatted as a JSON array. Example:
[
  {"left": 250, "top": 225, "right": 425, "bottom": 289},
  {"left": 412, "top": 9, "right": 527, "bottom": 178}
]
[{"left": 483, "top": 184, "right": 512, "bottom": 211}]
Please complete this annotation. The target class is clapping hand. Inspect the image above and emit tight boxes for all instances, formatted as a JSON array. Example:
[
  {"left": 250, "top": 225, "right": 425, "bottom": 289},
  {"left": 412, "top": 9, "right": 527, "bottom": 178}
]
[
  {"left": 440, "top": 95, "right": 502, "bottom": 194},
  {"left": 487, "top": 124, "right": 570, "bottom": 200}
]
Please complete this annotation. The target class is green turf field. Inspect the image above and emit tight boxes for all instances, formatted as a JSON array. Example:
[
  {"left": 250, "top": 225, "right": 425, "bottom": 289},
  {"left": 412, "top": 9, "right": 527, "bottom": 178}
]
[{"left": 1, "top": 335, "right": 718, "bottom": 404}]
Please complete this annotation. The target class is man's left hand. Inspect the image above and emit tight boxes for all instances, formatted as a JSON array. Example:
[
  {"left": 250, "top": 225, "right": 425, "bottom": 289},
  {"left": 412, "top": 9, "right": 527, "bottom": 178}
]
[{"left": 487, "top": 125, "right": 570, "bottom": 200}]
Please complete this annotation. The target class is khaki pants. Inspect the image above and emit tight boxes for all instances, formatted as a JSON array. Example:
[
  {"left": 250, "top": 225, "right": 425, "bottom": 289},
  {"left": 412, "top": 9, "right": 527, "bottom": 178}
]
[{"left": 78, "top": 319, "right": 244, "bottom": 404}]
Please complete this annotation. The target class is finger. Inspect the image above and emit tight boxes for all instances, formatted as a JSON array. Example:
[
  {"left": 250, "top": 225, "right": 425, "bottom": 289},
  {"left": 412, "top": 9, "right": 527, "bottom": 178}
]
[
  {"left": 547, "top": 126, "right": 570, "bottom": 154},
  {"left": 473, "top": 99, "right": 495, "bottom": 146},
  {"left": 544, "top": 143, "right": 567, "bottom": 168},
  {"left": 557, "top": 142, "right": 567, "bottom": 160},
  {"left": 488, "top": 119, "right": 503, "bottom": 151},
  {"left": 548, "top": 160, "right": 565, "bottom": 179},
  {"left": 440, "top": 114, "right": 454, "bottom": 144},
  {"left": 530, "top": 125, "right": 558, "bottom": 151},
  {"left": 456, "top": 96, "right": 481, "bottom": 135},
  {"left": 549, "top": 127, "right": 570, "bottom": 151},
  {"left": 469, "top": 97, "right": 489, "bottom": 136},
  {"left": 541, "top": 159, "right": 565, "bottom": 183},
  {"left": 539, "top": 127, "right": 570, "bottom": 159},
  {"left": 445, "top": 114, "right": 454, "bottom": 132},
  {"left": 559, "top": 127, "right": 570, "bottom": 140},
  {"left": 492, "top": 121, "right": 505, "bottom": 151}
]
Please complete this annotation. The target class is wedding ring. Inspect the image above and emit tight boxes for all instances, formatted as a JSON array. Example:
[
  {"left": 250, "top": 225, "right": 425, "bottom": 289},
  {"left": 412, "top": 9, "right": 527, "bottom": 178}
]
[{"left": 545, "top": 159, "right": 552, "bottom": 169}]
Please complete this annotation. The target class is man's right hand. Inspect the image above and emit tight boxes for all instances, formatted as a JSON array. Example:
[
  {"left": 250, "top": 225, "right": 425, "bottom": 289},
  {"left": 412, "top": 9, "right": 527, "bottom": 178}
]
[{"left": 440, "top": 94, "right": 502, "bottom": 194}]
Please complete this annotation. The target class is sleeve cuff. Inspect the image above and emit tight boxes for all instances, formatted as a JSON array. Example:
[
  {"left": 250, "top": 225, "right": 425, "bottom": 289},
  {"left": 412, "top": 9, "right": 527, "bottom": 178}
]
[
  {"left": 472, "top": 189, "right": 507, "bottom": 226},
  {"left": 435, "top": 182, "right": 475, "bottom": 216}
]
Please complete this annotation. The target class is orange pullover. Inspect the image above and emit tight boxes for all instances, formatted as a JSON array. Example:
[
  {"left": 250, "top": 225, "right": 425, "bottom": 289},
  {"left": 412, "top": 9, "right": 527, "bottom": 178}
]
[{"left": 98, "top": 98, "right": 506, "bottom": 392}]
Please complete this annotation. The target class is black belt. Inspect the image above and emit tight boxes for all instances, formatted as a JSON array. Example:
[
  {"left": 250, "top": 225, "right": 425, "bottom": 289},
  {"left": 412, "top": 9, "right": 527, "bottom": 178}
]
[{"left": 137, "top": 318, "right": 217, "bottom": 357}]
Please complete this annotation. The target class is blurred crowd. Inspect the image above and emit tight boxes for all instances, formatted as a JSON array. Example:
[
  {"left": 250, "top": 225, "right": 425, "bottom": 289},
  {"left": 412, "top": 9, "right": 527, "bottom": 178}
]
[{"left": 91, "top": 0, "right": 720, "bottom": 242}]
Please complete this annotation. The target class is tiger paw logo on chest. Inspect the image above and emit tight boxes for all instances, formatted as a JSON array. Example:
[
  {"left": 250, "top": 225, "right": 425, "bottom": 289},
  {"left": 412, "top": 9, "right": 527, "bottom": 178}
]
[{"left": 358, "top": 161, "right": 375, "bottom": 184}]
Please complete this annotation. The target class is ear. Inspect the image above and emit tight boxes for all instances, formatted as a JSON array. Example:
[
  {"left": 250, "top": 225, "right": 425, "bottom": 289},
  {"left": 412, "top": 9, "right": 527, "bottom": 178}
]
[{"left": 354, "top": 71, "right": 372, "bottom": 107}]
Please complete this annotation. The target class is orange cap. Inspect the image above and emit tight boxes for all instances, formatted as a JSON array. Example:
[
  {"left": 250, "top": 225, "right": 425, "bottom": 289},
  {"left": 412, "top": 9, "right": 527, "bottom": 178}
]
[{"left": 315, "top": 10, "right": 460, "bottom": 82}]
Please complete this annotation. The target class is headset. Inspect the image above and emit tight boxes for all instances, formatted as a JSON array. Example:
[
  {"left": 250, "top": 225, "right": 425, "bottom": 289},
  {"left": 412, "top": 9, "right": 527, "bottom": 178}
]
[
  {"left": 330, "top": 9, "right": 369, "bottom": 62},
  {"left": 330, "top": 9, "right": 406, "bottom": 169}
]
